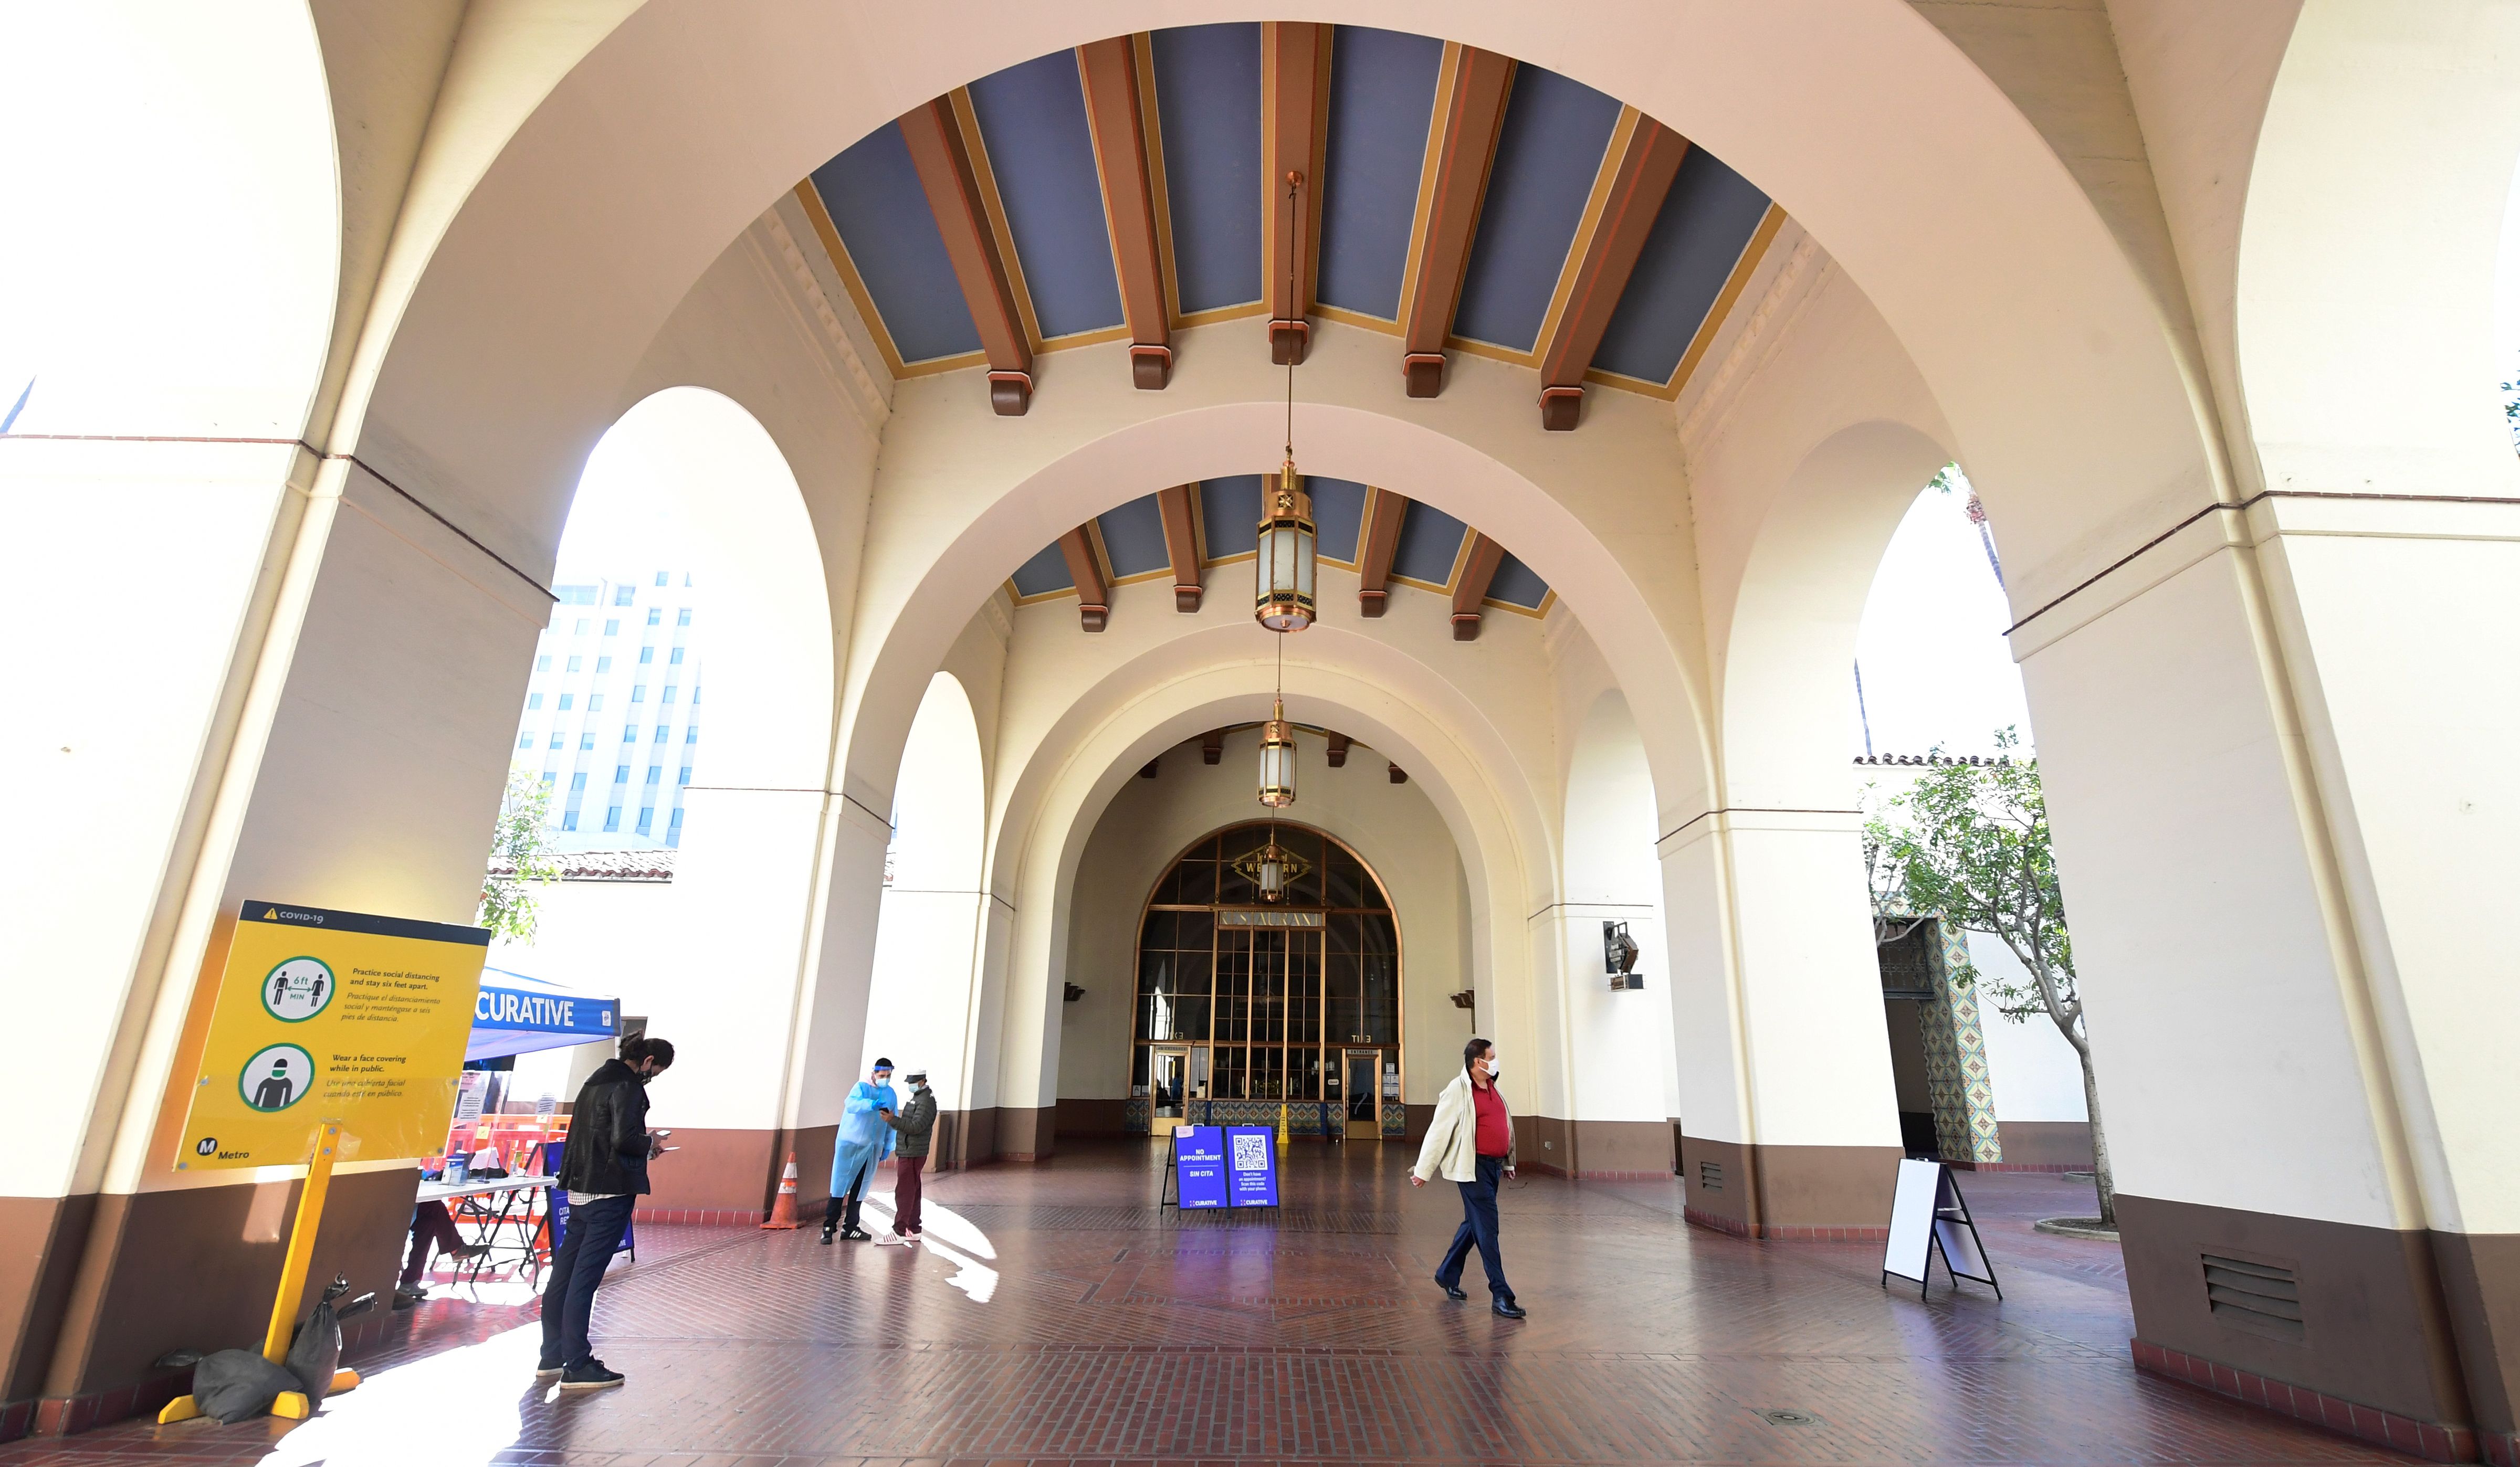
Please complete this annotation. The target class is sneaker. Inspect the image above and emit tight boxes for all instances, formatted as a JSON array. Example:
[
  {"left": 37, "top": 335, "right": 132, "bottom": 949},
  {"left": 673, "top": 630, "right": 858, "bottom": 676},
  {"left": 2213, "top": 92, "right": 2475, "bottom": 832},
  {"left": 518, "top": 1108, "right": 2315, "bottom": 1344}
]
[
  {"left": 902, "top": 1232, "right": 922, "bottom": 1246},
  {"left": 559, "top": 1360, "right": 624, "bottom": 1390},
  {"left": 391, "top": 1284, "right": 427, "bottom": 1310},
  {"left": 875, "top": 1232, "right": 910, "bottom": 1247},
  {"left": 840, "top": 1227, "right": 874, "bottom": 1242},
  {"left": 818, "top": 1227, "right": 835, "bottom": 1246},
  {"left": 450, "top": 1243, "right": 492, "bottom": 1261},
  {"left": 533, "top": 1361, "right": 563, "bottom": 1381}
]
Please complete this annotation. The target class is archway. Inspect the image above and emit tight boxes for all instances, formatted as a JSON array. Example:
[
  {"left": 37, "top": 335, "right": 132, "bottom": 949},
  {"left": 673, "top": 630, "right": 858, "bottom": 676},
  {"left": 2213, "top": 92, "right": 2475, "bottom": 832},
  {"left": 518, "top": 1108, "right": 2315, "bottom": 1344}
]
[
  {"left": 1110, "top": 820, "right": 1404, "bottom": 1139},
  {"left": 860, "top": 672, "right": 992, "bottom": 1165}
]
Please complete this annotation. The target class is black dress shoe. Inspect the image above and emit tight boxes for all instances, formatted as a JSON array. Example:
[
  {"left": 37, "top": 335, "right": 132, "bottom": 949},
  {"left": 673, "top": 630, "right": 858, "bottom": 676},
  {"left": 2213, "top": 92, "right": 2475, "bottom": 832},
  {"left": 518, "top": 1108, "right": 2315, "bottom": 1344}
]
[
  {"left": 1492, "top": 1297, "right": 1527, "bottom": 1319},
  {"left": 1436, "top": 1279, "right": 1466, "bottom": 1301}
]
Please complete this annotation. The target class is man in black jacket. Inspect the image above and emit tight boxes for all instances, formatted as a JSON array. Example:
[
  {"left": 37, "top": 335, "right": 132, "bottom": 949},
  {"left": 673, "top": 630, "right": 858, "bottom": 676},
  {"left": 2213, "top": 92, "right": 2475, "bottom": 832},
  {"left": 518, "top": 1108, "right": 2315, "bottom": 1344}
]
[{"left": 537, "top": 1035, "right": 674, "bottom": 1389}]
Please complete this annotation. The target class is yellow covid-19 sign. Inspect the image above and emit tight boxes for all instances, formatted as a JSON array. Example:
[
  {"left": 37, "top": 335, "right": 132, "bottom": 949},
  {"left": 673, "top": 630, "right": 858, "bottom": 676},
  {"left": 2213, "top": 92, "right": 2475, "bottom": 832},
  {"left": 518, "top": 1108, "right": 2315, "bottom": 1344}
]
[{"left": 178, "top": 901, "right": 489, "bottom": 1170}]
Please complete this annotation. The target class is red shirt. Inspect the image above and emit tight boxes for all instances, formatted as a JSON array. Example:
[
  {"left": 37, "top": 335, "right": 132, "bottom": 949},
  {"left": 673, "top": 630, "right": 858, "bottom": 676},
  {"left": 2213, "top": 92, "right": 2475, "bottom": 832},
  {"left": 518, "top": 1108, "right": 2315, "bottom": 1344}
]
[{"left": 1471, "top": 1077, "right": 1511, "bottom": 1158}]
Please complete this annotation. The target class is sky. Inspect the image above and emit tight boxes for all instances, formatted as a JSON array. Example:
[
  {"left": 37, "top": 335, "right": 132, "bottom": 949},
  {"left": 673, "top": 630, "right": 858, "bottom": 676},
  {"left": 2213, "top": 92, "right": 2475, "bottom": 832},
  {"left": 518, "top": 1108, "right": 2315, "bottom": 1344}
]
[
  {"left": 1850, "top": 472, "right": 2033, "bottom": 759},
  {"left": 551, "top": 405, "right": 702, "bottom": 579}
]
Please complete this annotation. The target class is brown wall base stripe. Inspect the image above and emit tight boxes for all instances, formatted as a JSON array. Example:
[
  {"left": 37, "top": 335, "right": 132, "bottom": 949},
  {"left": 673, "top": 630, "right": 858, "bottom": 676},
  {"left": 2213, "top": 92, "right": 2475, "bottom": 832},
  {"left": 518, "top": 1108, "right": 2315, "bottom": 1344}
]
[
  {"left": 2117, "top": 1194, "right": 2476, "bottom": 1429},
  {"left": 2134, "top": 1337, "right": 2497, "bottom": 1464},
  {"left": 1677, "top": 1134, "right": 1902, "bottom": 1233}
]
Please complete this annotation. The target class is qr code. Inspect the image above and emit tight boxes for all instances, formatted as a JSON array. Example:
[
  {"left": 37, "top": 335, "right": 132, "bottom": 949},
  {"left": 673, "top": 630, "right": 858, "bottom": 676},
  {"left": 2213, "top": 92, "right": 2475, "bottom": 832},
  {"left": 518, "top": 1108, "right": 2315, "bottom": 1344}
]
[{"left": 1232, "top": 1134, "right": 1268, "bottom": 1171}]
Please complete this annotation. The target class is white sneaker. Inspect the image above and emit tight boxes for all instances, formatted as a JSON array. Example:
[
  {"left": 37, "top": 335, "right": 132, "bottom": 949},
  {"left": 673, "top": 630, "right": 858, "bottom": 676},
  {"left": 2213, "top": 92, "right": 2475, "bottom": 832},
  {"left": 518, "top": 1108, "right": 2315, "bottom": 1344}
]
[{"left": 875, "top": 1232, "right": 910, "bottom": 1246}]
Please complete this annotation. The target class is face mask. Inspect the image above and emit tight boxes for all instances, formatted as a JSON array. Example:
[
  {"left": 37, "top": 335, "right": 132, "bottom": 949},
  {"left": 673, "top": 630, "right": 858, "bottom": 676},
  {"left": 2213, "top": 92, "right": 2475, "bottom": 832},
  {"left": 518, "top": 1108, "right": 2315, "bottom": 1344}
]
[{"left": 1485, "top": 1057, "right": 1503, "bottom": 1079}]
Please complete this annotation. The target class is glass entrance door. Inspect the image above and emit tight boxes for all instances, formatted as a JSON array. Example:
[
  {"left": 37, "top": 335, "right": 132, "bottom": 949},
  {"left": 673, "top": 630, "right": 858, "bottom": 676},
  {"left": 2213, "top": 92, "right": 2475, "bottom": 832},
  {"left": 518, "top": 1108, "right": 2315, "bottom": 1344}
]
[
  {"left": 1151, "top": 1046, "right": 1191, "bottom": 1132},
  {"left": 1343, "top": 1049, "right": 1381, "bottom": 1140}
]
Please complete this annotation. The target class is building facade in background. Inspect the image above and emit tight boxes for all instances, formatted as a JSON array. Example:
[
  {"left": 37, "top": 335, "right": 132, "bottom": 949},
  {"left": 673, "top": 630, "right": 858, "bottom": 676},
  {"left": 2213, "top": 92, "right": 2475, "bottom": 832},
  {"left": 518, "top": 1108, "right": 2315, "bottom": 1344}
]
[{"left": 517, "top": 570, "right": 704, "bottom": 850}]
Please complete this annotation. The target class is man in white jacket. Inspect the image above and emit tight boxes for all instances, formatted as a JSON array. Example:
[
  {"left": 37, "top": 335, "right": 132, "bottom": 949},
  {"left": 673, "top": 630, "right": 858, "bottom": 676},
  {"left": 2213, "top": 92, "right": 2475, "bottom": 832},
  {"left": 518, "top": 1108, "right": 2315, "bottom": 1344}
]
[{"left": 1411, "top": 1037, "right": 1524, "bottom": 1317}]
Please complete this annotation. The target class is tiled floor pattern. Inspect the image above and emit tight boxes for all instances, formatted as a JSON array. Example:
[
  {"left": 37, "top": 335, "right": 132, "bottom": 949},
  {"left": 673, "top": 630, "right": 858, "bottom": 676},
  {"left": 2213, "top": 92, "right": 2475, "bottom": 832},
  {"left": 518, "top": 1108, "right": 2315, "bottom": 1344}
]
[{"left": 3, "top": 1145, "right": 2412, "bottom": 1465}]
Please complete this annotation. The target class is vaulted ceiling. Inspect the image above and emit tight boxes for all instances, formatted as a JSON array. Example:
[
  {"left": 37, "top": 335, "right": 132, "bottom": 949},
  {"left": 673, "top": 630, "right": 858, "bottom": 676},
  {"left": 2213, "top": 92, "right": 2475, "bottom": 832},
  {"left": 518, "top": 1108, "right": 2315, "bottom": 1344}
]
[
  {"left": 800, "top": 22, "right": 1782, "bottom": 427},
  {"left": 1003, "top": 475, "right": 1550, "bottom": 637}
]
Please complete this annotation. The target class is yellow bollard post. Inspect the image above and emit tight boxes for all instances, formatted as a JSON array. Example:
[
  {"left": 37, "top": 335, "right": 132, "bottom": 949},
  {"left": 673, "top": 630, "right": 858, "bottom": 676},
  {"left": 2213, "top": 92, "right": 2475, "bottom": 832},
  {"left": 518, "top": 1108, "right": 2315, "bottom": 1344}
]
[
  {"left": 261, "top": 1123, "right": 341, "bottom": 1363},
  {"left": 158, "top": 1122, "right": 340, "bottom": 1425}
]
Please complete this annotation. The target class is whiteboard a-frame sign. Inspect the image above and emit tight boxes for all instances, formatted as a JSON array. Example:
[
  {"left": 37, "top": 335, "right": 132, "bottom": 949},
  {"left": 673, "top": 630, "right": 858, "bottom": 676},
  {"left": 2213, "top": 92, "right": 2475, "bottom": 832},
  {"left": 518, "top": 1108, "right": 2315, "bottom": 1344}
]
[{"left": 1882, "top": 1158, "right": 2002, "bottom": 1300}]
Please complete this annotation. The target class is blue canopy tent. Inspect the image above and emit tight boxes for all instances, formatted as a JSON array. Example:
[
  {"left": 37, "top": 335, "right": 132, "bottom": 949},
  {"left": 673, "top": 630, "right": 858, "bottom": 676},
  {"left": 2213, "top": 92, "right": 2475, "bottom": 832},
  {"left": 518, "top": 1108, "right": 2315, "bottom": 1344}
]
[
  {"left": 466, "top": 966, "right": 620, "bottom": 1061},
  {"left": 458, "top": 967, "right": 633, "bottom": 1259}
]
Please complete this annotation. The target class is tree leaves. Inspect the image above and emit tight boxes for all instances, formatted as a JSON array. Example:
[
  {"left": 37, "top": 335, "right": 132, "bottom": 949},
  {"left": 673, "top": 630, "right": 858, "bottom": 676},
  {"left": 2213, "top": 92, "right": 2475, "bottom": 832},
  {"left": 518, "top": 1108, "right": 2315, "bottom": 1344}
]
[{"left": 478, "top": 768, "right": 561, "bottom": 944}]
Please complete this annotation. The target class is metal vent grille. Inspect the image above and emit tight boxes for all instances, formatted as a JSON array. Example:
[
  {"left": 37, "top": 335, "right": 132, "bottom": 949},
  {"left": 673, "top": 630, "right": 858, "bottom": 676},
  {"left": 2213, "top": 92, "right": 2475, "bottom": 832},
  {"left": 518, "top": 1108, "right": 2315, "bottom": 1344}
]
[
  {"left": 2202, "top": 1253, "right": 2304, "bottom": 1341},
  {"left": 1698, "top": 1161, "right": 1723, "bottom": 1191}
]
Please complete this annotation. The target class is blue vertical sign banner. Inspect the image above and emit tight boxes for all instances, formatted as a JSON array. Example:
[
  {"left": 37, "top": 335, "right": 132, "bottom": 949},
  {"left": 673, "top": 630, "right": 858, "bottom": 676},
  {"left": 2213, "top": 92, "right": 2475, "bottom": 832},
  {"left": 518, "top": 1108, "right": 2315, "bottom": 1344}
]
[
  {"left": 1225, "top": 1125, "right": 1279, "bottom": 1207},
  {"left": 1173, "top": 1126, "right": 1229, "bottom": 1208}
]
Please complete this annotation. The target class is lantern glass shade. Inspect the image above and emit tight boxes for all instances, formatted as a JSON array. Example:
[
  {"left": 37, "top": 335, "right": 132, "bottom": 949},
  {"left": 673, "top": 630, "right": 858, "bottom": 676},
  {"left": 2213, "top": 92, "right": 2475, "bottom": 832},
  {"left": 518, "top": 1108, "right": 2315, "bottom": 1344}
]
[
  {"left": 1227, "top": 830, "right": 1310, "bottom": 903},
  {"left": 1254, "top": 460, "right": 1317, "bottom": 632},
  {"left": 1258, "top": 706, "right": 1297, "bottom": 808}
]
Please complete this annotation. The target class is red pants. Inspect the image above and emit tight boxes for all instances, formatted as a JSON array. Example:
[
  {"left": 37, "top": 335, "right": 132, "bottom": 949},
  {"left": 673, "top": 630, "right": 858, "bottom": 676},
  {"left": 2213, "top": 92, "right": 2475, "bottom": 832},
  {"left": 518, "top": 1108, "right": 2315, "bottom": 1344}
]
[
  {"left": 892, "top": 1156, "right": 925, "bottom": 1236},
  {"left": 403, "top": 1200, "right": 464, "bottom": 1284}
]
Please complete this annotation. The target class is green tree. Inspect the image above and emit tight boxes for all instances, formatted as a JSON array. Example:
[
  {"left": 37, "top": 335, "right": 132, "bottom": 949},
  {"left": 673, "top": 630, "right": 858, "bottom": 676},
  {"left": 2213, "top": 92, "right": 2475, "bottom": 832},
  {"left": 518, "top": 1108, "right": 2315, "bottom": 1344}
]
[
  {"left": 1866, "top": 729, "right": 2115, "bottom": 1226},
  {"left": 479, "top": 767, "right": 561, "bottom": 944}
]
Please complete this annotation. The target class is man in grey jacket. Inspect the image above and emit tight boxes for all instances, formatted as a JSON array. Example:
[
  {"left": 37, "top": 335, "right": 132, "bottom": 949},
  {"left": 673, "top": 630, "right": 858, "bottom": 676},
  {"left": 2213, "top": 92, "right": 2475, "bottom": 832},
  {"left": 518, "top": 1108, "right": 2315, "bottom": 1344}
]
[
  {"left": 1411, "top": 1037, "right": 1522, "bottom": 1317},
  {"left": 879, "top": 1068, "right": 938, "bottom": 1246}
]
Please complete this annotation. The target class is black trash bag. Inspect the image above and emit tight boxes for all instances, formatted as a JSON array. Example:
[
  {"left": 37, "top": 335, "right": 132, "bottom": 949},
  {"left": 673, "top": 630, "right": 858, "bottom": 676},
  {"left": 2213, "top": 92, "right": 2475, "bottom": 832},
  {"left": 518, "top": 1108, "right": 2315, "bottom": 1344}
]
[
  {"left": 190, "top": 1348, "right": 301, "bottom": 1424},
  {"left": 282, "top": 1296, "right": 342, "bottom": 1405}
]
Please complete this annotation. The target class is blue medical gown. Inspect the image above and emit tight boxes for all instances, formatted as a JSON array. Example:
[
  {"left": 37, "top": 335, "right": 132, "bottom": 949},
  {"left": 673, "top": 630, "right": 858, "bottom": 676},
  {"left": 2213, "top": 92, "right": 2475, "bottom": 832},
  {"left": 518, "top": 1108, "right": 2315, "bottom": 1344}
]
[{"left": 828, "top": 1080, "right": 900, "bottom": 1196}]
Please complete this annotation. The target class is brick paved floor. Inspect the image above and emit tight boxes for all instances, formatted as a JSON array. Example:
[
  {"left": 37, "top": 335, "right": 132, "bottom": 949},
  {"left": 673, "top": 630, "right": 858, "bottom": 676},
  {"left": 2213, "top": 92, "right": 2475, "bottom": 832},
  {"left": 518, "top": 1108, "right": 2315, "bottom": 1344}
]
[{"left": 2, "top": 1143, "right": 2412, "bottom": 1465}]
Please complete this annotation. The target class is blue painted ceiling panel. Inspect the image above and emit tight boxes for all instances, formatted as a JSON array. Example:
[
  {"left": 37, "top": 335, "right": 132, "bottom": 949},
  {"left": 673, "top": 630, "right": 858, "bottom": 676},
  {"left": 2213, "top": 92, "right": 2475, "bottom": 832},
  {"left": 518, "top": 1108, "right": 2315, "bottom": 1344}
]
[
  {"left": 1390, "top": 501, "right": 1468, "bottom": 585},
  {"left": 1315, "top": 26, "right": 1443, "bottom": 321},
  {"left": 1452, "top": 67, "right": 1621, "bottom": 352},
  {"left": 968, "top": 53, "right": 1126, "bottom": 340},
  {"left": 1307, "top": 477, "right": 1368, "bottom": 563},
  {"left": 1098, "top": 494, "right": 1172, "bottom": 578},
  {"left": 812, "top": 127, "right": 982, "bottom": 364},
  {"left": 1199, "top": 475, "right": 1263, "bottom": 559},
  {"left": 1591, "top": 146, "right": 1771, "bottom": 385},
  {"left": 1010, "top": 540, "right": 1076, "bottom": 597},
  {"left": 1486, "top": 550, "right": 1549, "bottom": 609},
  {"left": 1152, "top": 24, "right": 1264, "bottom": 314}
]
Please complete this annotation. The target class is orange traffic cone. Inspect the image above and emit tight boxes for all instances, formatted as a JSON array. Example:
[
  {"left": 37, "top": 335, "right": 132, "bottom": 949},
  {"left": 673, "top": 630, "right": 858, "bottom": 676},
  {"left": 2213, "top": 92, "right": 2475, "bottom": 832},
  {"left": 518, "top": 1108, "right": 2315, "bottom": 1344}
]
[{"left": 761, "top": 1152, "right": 802, "bottom": 1229}]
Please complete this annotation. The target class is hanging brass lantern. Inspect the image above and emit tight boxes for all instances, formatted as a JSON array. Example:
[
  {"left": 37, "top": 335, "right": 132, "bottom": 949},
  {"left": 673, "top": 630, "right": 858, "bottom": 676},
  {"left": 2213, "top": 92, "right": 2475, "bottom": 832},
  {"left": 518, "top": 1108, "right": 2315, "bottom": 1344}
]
[
  {"left": 1257, "top": 699, "right": 1297, "bottom": 808},
  {"left": 1253, "top": 459, "right": 1316, "bottom": 632},
  {"left": 1230, "top": 827, "right": 1312, "bottom": 903}
]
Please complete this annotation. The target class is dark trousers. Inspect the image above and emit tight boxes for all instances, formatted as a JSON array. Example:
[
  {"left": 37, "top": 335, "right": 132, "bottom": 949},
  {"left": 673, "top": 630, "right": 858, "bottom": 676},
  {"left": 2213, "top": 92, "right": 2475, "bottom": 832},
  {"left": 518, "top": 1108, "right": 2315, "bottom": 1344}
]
[
  {"left": 401, "top": 1200, "right": 466, "bottom": 1285},
  {"left": 1435, "top": 1155, "right": 1513, "bottom": 1300},
  {"left": 822, "top": 1159, "right": 872, "bottom": 1235},
  {"left": 892, "top": 1156, "right": 925, "bottom": 1236},
  {"left": 540, "top": 1194, "right": 633, "bottom": 1369}
]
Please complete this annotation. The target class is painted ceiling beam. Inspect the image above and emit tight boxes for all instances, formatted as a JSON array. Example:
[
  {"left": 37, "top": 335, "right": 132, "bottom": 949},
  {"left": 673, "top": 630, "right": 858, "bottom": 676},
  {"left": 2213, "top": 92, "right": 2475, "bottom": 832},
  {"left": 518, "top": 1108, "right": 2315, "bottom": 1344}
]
[
  {"left": 1355, "top": 488, "right": 1408, "bottom": 617},
  {"left": 1535, "top": 116, "right": 1689, "bottom": 430},
  {"left": 1157, "top": 484, "right": 1202, "bottom": 610},
  {"left": 1078, "top": 37, "right": 1172, "bottom": 390},
  {"left": 1450, "top": 533, "right": 1505, "bottom": 641},
  {"left": 1261, "top": 22, "right": 1331, "bottom": 365},
  {"left": 1058, "top": 526, "right": 1109, "bottom": 631},
  {"left": 1400, "top": 46, "right": 1515, "bottom": 398},
  {"left": 898, "top": 98, "right": 1035, "bottom": 414}
]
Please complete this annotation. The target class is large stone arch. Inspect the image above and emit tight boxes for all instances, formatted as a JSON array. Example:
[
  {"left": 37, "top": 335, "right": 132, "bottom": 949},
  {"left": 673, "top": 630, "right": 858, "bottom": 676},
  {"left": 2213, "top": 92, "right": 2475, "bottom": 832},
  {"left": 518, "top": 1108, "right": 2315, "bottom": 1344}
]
[
  {"left": 348, "top": 0, "right": 2216, "bottom": 646},
  {"left": 839, "top": 361, "right": 1713, "bottom": 831},
  {"left": 971, "top": 622, "right": 1559, "bottom": 1145}
]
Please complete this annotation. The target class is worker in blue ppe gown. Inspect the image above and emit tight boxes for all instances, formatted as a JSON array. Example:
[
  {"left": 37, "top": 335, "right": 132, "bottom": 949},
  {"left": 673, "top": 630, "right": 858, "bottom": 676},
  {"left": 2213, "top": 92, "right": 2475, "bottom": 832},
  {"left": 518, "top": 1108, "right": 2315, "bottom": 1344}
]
[{"left": 821, "top": 1058, "right": 898, "bottom": 1243}]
